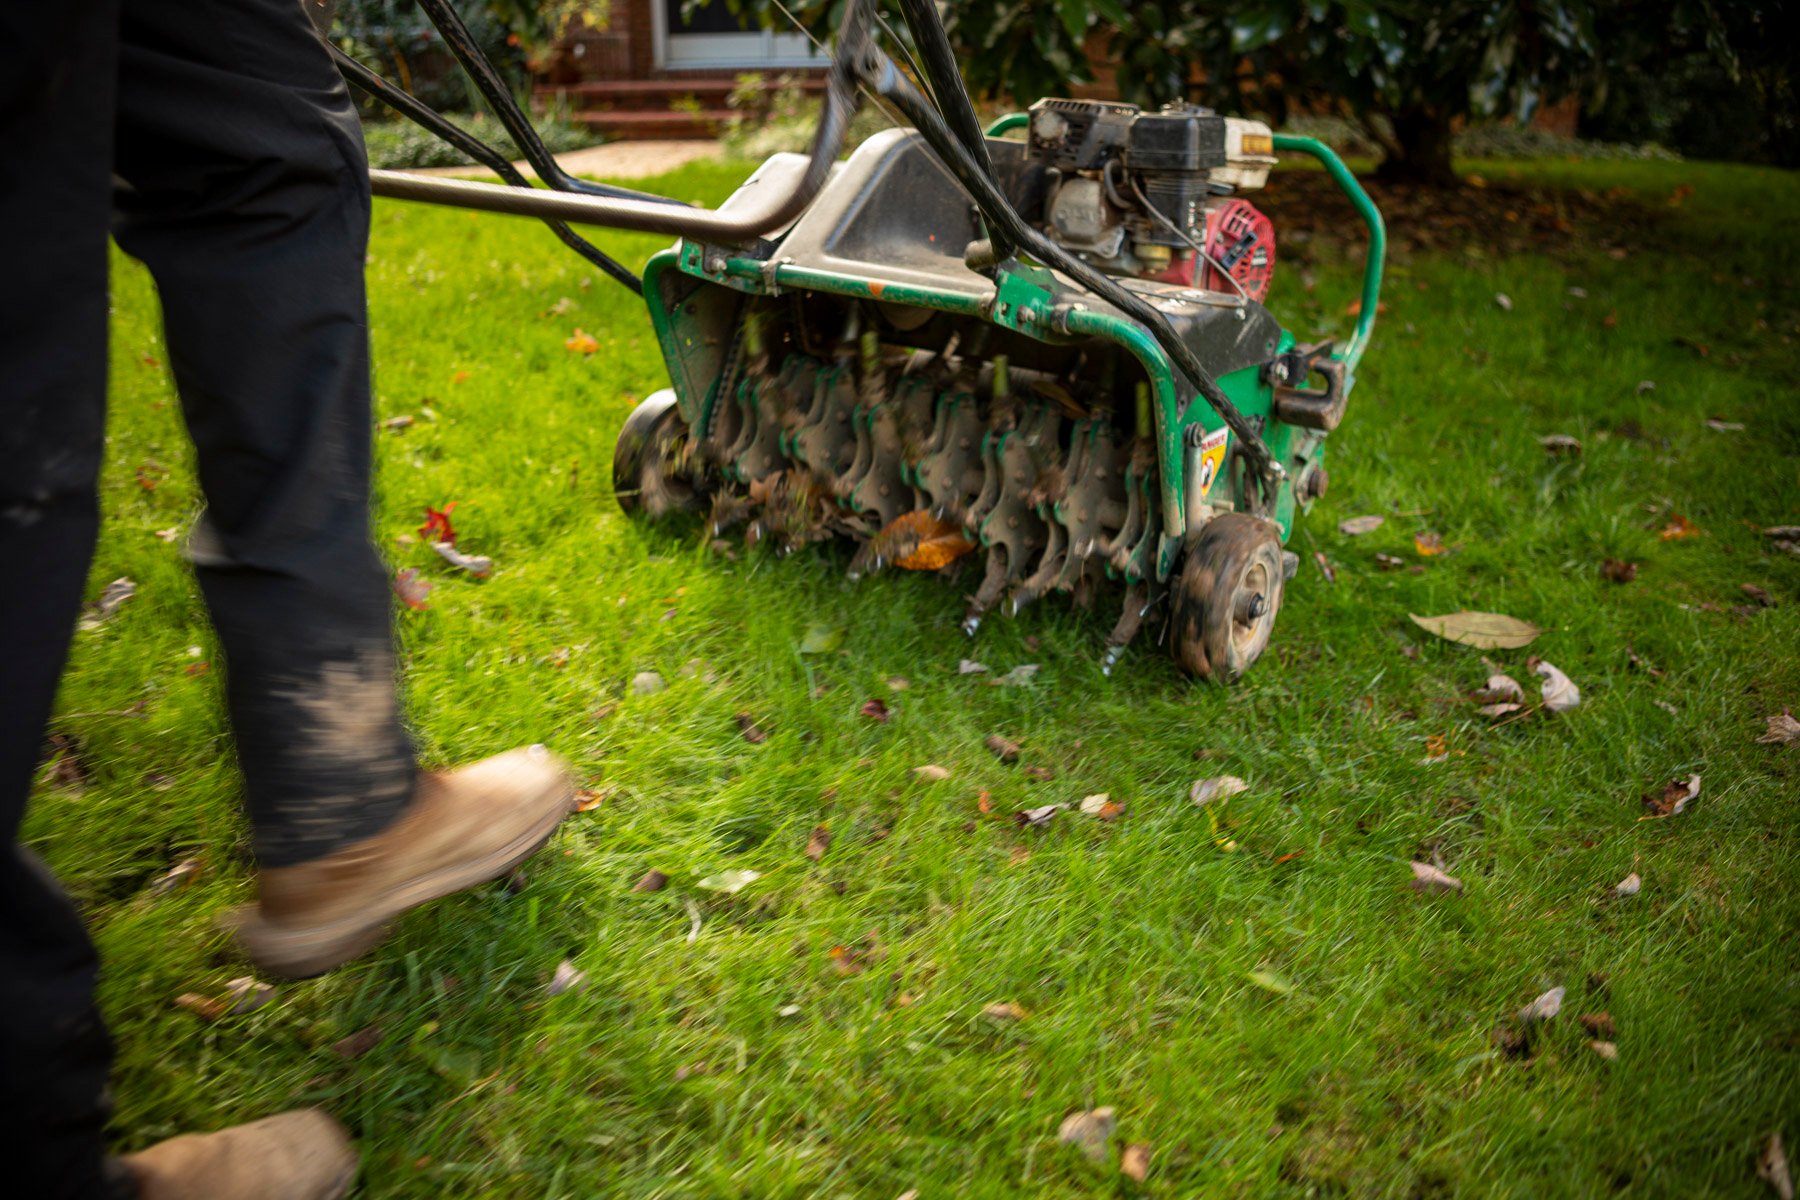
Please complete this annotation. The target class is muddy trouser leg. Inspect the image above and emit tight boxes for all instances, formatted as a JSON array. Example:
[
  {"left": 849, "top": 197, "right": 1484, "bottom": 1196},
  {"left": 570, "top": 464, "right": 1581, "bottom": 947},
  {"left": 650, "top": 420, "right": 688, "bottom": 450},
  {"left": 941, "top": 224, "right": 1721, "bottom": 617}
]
[
  {"left": 0, "top": 3, "right": 137, "bottom": 1196},
  {"left": 111, "top": 0, "right": 416, "bottom": 870}
]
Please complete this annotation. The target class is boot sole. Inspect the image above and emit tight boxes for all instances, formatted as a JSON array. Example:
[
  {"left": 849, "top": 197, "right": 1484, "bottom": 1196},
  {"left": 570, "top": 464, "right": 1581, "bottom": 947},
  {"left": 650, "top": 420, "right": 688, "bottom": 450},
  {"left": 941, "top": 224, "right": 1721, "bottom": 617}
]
[{"left": 227, "top": 788, "right": 570, "bottom": 980}]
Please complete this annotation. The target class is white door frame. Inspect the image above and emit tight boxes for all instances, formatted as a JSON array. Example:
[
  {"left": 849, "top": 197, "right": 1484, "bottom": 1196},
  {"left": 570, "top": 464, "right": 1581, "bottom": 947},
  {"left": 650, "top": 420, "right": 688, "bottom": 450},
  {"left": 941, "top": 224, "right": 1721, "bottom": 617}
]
[{"left": 651, "top": 0, "right": 822, "bottom": 70}]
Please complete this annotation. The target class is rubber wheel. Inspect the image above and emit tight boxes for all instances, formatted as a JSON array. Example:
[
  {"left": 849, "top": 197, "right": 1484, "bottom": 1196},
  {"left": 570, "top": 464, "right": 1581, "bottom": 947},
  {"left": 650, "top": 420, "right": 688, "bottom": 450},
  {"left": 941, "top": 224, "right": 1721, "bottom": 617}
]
[
  {"left": 613, "top": 388, "right": 700, "bottom": 515},
  {"left": 1170, "top": 512, "right": 1285, "bottom": 683}
]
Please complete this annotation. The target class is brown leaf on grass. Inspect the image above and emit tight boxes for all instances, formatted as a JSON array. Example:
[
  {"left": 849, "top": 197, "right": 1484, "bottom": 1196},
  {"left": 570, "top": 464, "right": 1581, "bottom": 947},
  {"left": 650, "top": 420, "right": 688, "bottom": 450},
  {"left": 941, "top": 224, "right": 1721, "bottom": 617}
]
[
  {"left": 547, "top": 960, "right": 588, "bottom": 997},
  {"left": 1409, "top": 611, "right": 1542, "bottom": 650},
  {"left": 804, "top": 824, "right": 832, "bottom": 862},
  {"left": 1014, "top": 803, "right": 1061, "bottom": 827},
  {"left": 79, "top": 577, "right": 137, "bottom": 630},
  {"left": 957, "top": 659, "right": 989, "bottom": 675},
  {"left": 564, "top": 328, "right": 600, "bottom": 354},
  {"left": 1659, "top": 513, "right": 1702, "bottom": 540},
  {"left": 1312, "top": 551, "right": 1336, "bottom": 583},
  {"left": 1190, "top": 776, "right": 1248, "bottom": 806},
  {"left": 1410, "top": 861, "right": 1463, "bottom": 894},
  {"left": 147, "top": 857, "right": 203, "bottom": 898},
  {"left": 1478, "top": 702, "right": 1524, "bottom": 719},
  {"left": 981, "top": 1001, "right": 1027, "bottom": 1021},
  {"left": 1539, "top": 434, "right": 1582, "bottom": 456},
  {"left": 632, "top": 868, "right": 668, "bottom": 893},
  {"left": 1601, "top": 559, "right": 1639, "bottom": 583},
  {"left": 1338, "top": 514, "right": 1384, "bottom": 536},
  {"left": 1580, "top": 1012, "right": 1616, "bottom": 1039},
  {"left": 174, "top": 993, "right": 227, "bottom": 1022},
  {"left": 912, "top": 764, "right": 951, "bottom": 782},
  {"left": 1760, "top": 1132, "right": 1793, "bottom": 1200},
  {"left": 860, "top": 698, "right": 890, "bottom": 723},
  {"left": 886, "top": 676, "right": 912, "bottom": 691},
  {"left": 1058, "top": 1107, "right": 1117, "bottom": 1162},
  {"left": 1420, "top": 734, "right": 1451, "bottom": 764},
  {"left": 573, "top": 788, "right": 607, "bottom": 813},
  {"left": 828, "top": 942, "right": 873, "bottom": 976},
  {"left": 976, "top": 790, "right": 994, "bottom": 815},
  {"left": 1614, "top": 872, "right": 1642, "bottom": 897},
  {"left": 1121, "top": 1142, "right": 1152, "bottom": 1183},
  {"left": 1589, "top": 1040, "right": 1619, "bottom": 1060},
  {"left": 1764, "top": 525, "right": 1800, "bottom": 540},
  {"left": 1518, "top": 985, "right": 1565, "bottom": 1024},
  {"left": 1741, "top": 584, "right": 1776, "bottom": 608},
  {"left": 985, "top": 734, "right": 1021, "bottom": 763},
  {"left": 393, "top": 568, "right": 433, "bottom": 611},
  {"left": 991, "top": 663, "right": 1040, "bottom": 686},
  {"left": 1022, "top": 765, "right": 1056, "bottom": 782},
  {"left": 1078, "top": 793, "right": 1125, "bottom": 821},
  {"left": 381, "top": 414, "right": 415, "bottom": 432},
  {"left": 1641, "top": 773, "right": 1700, "bottom": 818},
  {"left": 224, "top": 976, "right": 278, "bottom": 1015},
  {"left": 1413, "top": 531, "right": 1449, "bottom": 557},
  {"left": 1475, "top": 674, "right": 1525, "bottom": 704},
  {"left": 1757, "top": 711, "right": 1800, "bottom": 746},
  {"left": 1532, "top": 659, "right": 1581, "bottom": 713},
  {"left": 735, "top": 712, "right": 768, "bottom": 744},
  {"left": 1375, "top": 552, "right": 1407, "bottom": 571},
  {"left": 332, "top": 1025, "right": 385, "bottom": 1059}
]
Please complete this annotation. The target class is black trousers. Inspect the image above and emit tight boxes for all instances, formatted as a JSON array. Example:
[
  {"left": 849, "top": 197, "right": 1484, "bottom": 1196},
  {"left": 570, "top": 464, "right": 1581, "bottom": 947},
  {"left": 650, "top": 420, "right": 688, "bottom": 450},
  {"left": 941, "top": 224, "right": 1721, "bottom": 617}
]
[{"left": 1, "top": 1, "right": 415, "bottom": 1193}]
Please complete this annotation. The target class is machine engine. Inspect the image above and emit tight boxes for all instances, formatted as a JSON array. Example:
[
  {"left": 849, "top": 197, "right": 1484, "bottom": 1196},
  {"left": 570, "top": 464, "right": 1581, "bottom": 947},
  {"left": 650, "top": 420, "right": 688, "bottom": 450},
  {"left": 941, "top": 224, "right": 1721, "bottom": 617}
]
[{"left": 1027, "top": 99, "right": 1278, "bottom": 301}]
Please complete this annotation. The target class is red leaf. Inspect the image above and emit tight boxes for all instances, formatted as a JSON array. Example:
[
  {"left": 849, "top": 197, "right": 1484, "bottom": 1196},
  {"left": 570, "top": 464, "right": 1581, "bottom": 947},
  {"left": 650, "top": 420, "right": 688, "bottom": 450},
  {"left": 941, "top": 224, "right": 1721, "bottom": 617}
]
[
  {"left": 420, "top": 502, "right": 458, "bottom": 546},
  {"left": 394, "top": 568, "right": 433, "bottom": 611},
  {"left": 860, "top": 698, "right": 890, "bottom": 723}
]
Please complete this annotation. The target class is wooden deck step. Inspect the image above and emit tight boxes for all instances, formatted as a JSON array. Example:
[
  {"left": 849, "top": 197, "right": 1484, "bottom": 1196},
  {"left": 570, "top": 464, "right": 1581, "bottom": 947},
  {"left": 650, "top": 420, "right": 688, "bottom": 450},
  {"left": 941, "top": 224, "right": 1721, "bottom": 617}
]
[{"left": 564, "top": 108, "right": 735, "bottom": 139}]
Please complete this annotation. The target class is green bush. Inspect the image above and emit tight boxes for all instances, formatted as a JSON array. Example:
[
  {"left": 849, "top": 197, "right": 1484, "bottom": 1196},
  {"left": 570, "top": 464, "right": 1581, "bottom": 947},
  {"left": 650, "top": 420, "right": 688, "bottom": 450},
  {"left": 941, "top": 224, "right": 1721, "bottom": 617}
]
[
  {"left": 1276, "top": 114, "right": 1678, "bottom": 164},
  {"left": 359, "top": 112, "right": 600, "bottom": 170}
]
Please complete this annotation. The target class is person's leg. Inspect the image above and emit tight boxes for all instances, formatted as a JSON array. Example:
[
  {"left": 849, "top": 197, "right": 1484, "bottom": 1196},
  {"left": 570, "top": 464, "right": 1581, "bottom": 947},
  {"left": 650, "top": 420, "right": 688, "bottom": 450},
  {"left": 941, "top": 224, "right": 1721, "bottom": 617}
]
[
  {"left": 111, "top": 0, "right": 416, "bottom": 869},
  {"left": 0, "top": 4, "right": 137, "bottom": 1196},
  {"left": 113, "top": 0, "right": 573, "bottom": 980}
]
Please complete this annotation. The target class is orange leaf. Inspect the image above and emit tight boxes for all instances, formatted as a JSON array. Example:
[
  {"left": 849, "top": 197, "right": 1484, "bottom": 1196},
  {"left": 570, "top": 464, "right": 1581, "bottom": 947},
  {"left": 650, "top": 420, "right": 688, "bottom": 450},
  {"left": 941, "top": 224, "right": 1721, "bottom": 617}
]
[
  {"left": 1413, "top": 531, "right": 1448, "bottom": 556},
  {"left": 1659, "top": 513, "right": 1702, "bottom": 540},
  {"left": 565, "top": 328, "right": 600, "bottom": 354},
  {"left": 880, "top": 510, "right": 977, "bottom": 571}
]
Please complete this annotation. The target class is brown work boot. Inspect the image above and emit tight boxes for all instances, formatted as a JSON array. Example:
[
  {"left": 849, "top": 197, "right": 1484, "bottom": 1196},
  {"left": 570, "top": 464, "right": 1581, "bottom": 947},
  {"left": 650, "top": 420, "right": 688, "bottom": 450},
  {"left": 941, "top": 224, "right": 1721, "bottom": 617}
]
[
  {"left": 122, "top": 1108, "right": 356, "bottom": 1199},
  {"left": 230, "top": 745, "right": 574, "bottom": 978}
]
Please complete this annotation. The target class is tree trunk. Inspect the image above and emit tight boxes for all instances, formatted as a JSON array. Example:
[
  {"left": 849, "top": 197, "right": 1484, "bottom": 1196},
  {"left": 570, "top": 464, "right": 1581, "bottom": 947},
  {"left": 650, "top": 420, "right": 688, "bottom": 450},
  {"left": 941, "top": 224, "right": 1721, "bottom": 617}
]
[{"left": 1375, "top": 106, "right": 1459, "bottom": 187}]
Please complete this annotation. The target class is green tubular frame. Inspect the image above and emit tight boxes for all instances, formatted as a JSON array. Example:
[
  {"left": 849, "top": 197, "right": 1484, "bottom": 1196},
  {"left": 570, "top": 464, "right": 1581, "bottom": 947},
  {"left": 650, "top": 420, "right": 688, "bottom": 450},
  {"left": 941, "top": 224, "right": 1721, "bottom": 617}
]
[{"left": 644, "top": 123, "right": 1383, "bottom": 571}]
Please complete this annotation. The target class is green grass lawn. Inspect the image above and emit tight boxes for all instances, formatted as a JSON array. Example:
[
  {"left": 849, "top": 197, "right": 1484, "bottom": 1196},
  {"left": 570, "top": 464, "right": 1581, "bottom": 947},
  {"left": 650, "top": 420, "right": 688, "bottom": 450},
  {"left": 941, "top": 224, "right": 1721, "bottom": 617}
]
[{"left": 36, "top": 151, "right": 1800, "bottom": 1197}]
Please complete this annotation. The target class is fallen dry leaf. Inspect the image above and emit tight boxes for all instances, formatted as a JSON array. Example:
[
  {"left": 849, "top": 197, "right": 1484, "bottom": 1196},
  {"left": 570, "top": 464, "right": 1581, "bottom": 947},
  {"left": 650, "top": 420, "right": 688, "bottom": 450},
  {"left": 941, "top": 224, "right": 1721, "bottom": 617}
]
[
  {"left": 805, "top": 825, "right": 832, "bottom": 862},
  {"left": 1478, "top": 702, "right": 1524, "bottom": 719},
  {"left": 1539, "top": 433, "right": 1582, "bottom": 456},
  {"left": 991, "top": 663, "right": 1040, "bottom": 686},
  {"left": 1313, "top": 551, "right": 1336, "bottom": 583},
  {"left": 1121, "top": 1142, "right": 1151, "bottom": 1183},
  {"left": 1420, "top": 733, "right": 1450, "bottom": 764},
  {"left": 632, "top": 869, "right": 668, "bottom": 893},
  {"left": 1476, "top": 673, "right": 1524, "bottom": 705},
  {"left": 697, "top": 868, "right": 760, "bottom": 894},
  {"left": 1659, "top": 513, "right": 1702, "bottom": 540},
  {"left": 735, "top": 712, "right": 768, "bottom": 744},
  {"left": 1078, "top": 793, "right": 1125, "bottom": 821},
  {"left": 957, "top": 659, "right": 989, "bottom": 675},
  {"left": 1601, "top": 559, "right": 1638, "bottom": 583},
  {"left": 564, "top": 328, "right": 600, "bottom": 354},
  {"left": 432, "top": 540, "right": 492, "bottom": 578},
  {"left": 1533, "top": 659, "right": 1581, "bottom": 713},
  {"left": 224, "top": 976, "right": 277, "bottom": 1015},
  {"left": 886, "top": 676, "right": 911, "bottom": 691},
  {"left": 1190, "top": 776, "right": 1248, "bottom": 806},
  {"left": 1760, "top": 1132, "right": 1793, "bottom": 1200},
  {"left": 883, "top": 510, "right": 978, "bottom": 571},
  {"left": 1375, "top": 552, "right": 1406, "bottom": 571},
  {"left": 1519, "top": 985, "right": 1565, "bottom": 1024},
  {"left": 1589, "top": 1040, "right": 1619, "bottom": 1061},
  {"left": 912, "top": 764, "right": 951, "bottom": 782},
  {"left": 381, "top": 414, "right": 414, "bottom": 432},
  {"left": 1410, "top": 861, "right": 1463, "bottom": 894},
  {"left": 393, "top": 568, "right": 433, "bottom": 611},
  {"left": 631, "top": 671, "right": 665, "bottom": 695},
  {"left": 79, "top": 577, "right": 137, "bottom": 630},
  {"left": 1338, "top": 514, "right": 1384, "bottom": 536},
  {"left": 1014, "top": 803, "right": 1061, "bottom": 828},
  {"left": 147, "top": 857, "right": 203, "bottom": 898},
  {"left": 1703, "top": 417, "right": 1745, "bottom": 432},
  {"left": 1022, "top": 765, "right": 1056, "bottom": 782},
  {"left": 573, "top": 788, "right": 607, "bottom": 813},
  {"left": 547, "top": 960, "right": 588, "bottom": 997},
  {"left": 1614, "top": 872, "right": 1642, "bottom": 897},
  {"left": 1494, "top": 292, "right": 1514, "bottom": 312},
  {"left": 331, "top": 1025, "right": 385, "bottom": 1059},
  {"left": 1409, "top": 611, "right": 1542, "bottom": 650},
  {"left": 174, "top": 993, "right": 227, "bottom": 1022},
  {"left": 981, "top": 1001, "right": 1027, "bottom": 1021},
  {"left": 861, "top": 697, "right": 891, "bottom": 722},
  {"left": 1641, "top": 773, "right": 1700, "bottom": 818},
  {"left": 1058, "top": 1107, "right": 1117, "bottom": 1162},
  {"left": 985, "top": 734, "right": 1021, "bottom": 763},
  {"left": 1757, "top": 711, "right": 1800, "bottom": 746},
  {"left": 1580, "top": 1012, "right": 1616, "bottom": 1039},
  {"left": 419, "top": 502, "right": 457, "bottom": 545},
  {"left": 1413, "top": 531, "right": 1448, "bottom": 558},
  {"left": 1741, "top": 584, "right": 1775, "bottom": 608},
  {"left": 828, "top": 942, "right": 871, "bottom": 976}
]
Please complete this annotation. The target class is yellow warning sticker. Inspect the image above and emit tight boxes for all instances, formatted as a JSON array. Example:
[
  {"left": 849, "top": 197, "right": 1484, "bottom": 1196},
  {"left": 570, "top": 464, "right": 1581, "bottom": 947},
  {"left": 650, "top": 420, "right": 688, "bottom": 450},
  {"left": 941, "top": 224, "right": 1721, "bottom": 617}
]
[{"left": 1195, "top": 426, "right": 1231, "bottom": 497}]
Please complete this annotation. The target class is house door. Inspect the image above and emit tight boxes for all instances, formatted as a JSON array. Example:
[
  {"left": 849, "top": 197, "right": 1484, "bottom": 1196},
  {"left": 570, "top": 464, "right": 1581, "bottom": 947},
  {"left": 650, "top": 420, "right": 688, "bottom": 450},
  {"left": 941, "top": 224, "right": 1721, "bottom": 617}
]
[{"left": 657, "top": 0, "right": 822, "bottom": 69}]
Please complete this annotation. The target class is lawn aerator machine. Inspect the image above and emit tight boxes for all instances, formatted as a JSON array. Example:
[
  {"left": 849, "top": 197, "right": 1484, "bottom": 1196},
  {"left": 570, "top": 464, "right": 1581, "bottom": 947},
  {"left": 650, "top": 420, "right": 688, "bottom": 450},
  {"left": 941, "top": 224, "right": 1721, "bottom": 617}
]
[{"left": 323, "top": 0, "right": 1385, "bottom": 682}]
